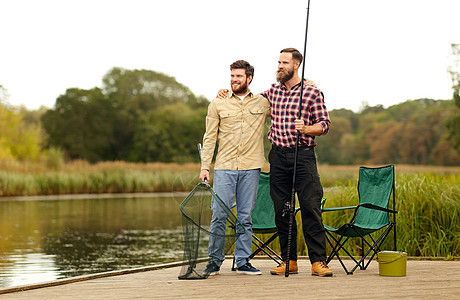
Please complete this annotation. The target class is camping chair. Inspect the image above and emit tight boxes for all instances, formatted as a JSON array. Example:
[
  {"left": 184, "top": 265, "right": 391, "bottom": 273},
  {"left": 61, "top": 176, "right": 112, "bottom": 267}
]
[
  {"left": 231, "top": 172, "right": 300, "bottom": 270},
  {"left": 322, "top": 165, "right": 397, "bottom": 275}
]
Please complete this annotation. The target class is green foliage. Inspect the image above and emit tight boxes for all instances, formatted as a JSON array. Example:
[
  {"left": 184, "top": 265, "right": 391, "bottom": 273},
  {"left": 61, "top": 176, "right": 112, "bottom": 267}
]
[
  {"left": 44, "top": 147, "right": 65, "bottom": 170},
  {"left": 446, "top": 44, "right": 460, "bottom": 151},
  {"left": 446, "top": 91, "right": 460, "bottom": 150},
  {"left": 41, "top": 88, "right": 116, "bottom": 162},
  {"left": 41, "top": 68, "right": 209, "bottom": 163},
  {"left": 129, "top": 103, "right": 207, "bottom": 162},
  {"left": 316, "top": 99, "right": 460, "bottom": 165},
  {"left": 0, "top": 102, "right": 42, "bottom": 161}
]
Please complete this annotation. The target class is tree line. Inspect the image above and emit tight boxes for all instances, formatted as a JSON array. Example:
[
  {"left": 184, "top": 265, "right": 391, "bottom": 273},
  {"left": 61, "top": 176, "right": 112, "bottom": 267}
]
[
  {"left": 315, "top": 99, "right": 460, "bottom": 165},
  {"left": 40, "top": 68, "right": 209, "bottom": 163},
  {"left": 1, "top": 64, "right": 459, "bottom": 166}
]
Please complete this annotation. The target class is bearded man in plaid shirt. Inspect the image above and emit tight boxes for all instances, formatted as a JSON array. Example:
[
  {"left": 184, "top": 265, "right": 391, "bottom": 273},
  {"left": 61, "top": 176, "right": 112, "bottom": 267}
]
[{"left": 261, "top": 48, "right": 333, "bottom": 277}]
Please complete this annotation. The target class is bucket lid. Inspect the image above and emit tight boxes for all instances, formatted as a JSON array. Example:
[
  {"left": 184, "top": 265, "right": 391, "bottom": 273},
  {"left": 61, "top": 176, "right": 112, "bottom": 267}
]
[{"left": 378, "top": 251, "right": 407, "bottom": 255}]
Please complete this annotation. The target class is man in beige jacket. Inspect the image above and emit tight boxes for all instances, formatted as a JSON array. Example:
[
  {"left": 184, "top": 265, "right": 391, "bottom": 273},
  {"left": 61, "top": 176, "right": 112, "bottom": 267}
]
[{"left": 200, "top": 60, "right": 270, "bottom": 275}]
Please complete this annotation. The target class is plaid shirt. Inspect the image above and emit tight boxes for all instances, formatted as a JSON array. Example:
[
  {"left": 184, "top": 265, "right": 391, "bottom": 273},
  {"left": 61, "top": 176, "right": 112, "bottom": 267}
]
[{"left": 261, "top": 80, "right": 331, "bottom": 147}]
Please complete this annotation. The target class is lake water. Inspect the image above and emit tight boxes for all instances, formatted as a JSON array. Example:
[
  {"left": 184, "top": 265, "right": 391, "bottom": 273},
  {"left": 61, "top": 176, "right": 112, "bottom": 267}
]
[{"left": 0, "top": 195, "right": 187, "bottom": 289}]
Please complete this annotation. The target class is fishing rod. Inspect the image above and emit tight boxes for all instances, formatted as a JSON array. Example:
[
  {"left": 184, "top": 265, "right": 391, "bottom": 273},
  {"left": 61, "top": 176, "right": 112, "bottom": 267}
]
[{"left": 285, "top": 0, "right": 311, "bottom": 278}]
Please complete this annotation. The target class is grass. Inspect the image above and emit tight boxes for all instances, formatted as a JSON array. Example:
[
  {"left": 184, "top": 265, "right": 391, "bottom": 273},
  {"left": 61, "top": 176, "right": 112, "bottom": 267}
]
[
  {"left": 0, "top": 160, "right": 200, "bottom": 196},
  {"left": 1, "top": 159, "right": 459, "bottom": 257},
  {"left": 254, "top": 166, "right": 460, "bottom": 258}
]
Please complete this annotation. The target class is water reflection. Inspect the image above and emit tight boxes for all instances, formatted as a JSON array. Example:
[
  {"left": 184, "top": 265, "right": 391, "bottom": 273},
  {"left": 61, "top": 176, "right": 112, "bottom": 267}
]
[{"left": 0, "top": 196, "right": 184, "bottom": 289}]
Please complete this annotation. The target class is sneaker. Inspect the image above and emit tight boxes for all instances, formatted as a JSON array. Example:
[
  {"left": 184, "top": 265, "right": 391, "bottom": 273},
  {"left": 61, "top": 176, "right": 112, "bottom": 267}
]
[
  {"left": 311, "top": 261, "right": 333, "bottom": 277},
  {"left": 203, "top": 261, "right": 220, "bottom": 276},
  {"left": 236, "top": 262, "right": 262, "bottom": 275},
  {"left": 270, "top": 260, "right": 298, "bottom": 275}
]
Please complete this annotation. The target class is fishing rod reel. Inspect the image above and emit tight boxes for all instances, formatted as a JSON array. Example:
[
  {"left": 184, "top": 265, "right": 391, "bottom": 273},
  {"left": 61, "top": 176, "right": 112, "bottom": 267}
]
[{"left": 282, "top": 201, "right": 295, "bottom": 218}]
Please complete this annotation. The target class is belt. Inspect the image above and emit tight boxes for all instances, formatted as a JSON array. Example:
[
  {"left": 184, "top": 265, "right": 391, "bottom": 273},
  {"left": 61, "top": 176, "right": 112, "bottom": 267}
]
[{"left": 272, "top": 144, "right": 314, "bottom": 153}]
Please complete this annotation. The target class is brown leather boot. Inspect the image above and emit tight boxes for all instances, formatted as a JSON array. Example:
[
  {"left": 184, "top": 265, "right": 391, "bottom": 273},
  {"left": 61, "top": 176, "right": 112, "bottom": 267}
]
[
  {"left": 270, "top": 260, "right": 298, "bottom": 275},
  {"left": 311, "top": 261, "right": 333, "bottom": 277}
]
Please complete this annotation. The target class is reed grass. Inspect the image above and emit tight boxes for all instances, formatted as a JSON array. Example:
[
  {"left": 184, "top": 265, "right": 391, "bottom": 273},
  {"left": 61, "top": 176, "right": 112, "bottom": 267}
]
[
  {"left": 1, "top": 160, "right": 459, "bottom": 257},
  {"left": 254, "top": 170, "right": 460, "bottom": 258},
  {"left": 0, "top": 160, "right": 200, "bottom": 196}
]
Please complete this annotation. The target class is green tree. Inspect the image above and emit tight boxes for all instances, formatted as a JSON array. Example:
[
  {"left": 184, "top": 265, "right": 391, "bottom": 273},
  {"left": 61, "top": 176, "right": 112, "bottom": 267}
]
[
  {"left": 41, "top": 88, "right": 116, "bottom": 162},
  {"left": 102, "top": 68, "right": 208, "bottom": 160},
  {"left": 321, "top": 100, "right": 460, "bottom": 166},
  {"left": 316, "top": 113, "right": 354, "bottom": 165},
  {"left": 367, "top": 120, "right": 403, "bottom": 164},
  {"left": 41, "top": 68, "right": 209, "bottom": 162},
  {"left": 446, "top": 44, "right": 460, "bottom": 151},
  {"left": 129, "top": 102, "right": 207, "bottom": 162},
  {"left": 0, "top": 102, "right": 42, "bottom": 161}
]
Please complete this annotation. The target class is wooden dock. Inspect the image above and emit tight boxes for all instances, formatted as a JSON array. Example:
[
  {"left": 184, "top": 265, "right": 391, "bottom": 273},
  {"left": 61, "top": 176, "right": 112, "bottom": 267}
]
[{"left": 1, "top": 258, "right": 459, "bottom": 299}]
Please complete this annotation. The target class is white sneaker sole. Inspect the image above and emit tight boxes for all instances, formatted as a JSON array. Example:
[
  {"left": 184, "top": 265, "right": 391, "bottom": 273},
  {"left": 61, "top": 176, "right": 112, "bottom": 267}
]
[
  {"left": 205, "top": 271, "right": 219, "bottom": 276},
  {"left": 236, "top": 270, "right": 262, "bottom": 275}
]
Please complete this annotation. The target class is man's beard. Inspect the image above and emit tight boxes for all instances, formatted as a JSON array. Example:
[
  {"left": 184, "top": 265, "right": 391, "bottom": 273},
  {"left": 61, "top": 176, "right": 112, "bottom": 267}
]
[
  {"left": 276, "top": 68, "right": 294, "bottom": 84},
  {"left": 232, "top": 81, "right": 249, "bottom": 94}
]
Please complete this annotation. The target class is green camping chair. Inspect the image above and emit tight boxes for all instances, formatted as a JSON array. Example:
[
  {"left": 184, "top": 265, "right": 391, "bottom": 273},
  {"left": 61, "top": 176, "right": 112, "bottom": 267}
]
[
  {"left": 322, "top": 165, "right": 397, "bottom": 275},
  {"left": 231, "top": 172, "right": 299, "bottom": 270}
]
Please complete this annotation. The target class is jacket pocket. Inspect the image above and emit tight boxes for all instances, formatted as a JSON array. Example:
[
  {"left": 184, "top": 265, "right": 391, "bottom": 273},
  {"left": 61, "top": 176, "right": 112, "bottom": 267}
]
[
  {"left": 249, "top": 107, "right": 264, "bottom": 114},
  {"left": 220, "top": 110, "right": 238, "bottom": 118}
]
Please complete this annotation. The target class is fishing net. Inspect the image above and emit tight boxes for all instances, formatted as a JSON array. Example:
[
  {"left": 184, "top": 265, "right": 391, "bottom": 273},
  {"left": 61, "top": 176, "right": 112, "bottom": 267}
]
[{"left": 178, "top": 182, "right": 245, "bottom": 279}]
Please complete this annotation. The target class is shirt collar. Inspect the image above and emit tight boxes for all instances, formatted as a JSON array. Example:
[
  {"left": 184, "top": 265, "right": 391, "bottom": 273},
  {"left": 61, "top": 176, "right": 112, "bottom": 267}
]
[
  {"left": 230, "top": 90, "right": 253, "bottom": 99},
  {"left": 280, "top": 80, "right": 304, "bottom": 91}
]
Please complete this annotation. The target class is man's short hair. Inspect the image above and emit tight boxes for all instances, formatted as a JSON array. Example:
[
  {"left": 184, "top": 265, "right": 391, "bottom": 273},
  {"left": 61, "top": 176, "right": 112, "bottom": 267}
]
[
  {"left": 230, "top": 60, "right": 254, "bottom": 80},
  {"left": 280, "top": 48, "right": 303, "bottom": 64}
]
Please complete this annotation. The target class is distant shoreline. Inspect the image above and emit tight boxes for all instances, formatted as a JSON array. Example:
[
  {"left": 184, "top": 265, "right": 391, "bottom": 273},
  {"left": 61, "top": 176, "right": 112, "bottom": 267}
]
[{"left": 0, "top": 191, "right": 190, "bottom": 202}]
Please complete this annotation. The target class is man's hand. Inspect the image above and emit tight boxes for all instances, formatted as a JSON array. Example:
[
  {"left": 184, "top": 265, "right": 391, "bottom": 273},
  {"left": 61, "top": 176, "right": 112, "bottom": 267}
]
[
  {"left": 295, "top": 119, "right": 306, "bottom": 134},
  {"left": 200, "top": 169, "right": 210, "bottom": 183},
  {"left": 295, "top": 120, "right": 324, "bottom": 136},
  {"left": 305, "top": 78, "right": 316, "bottom": 88},
  {"left": 216, "top": 89, "right": 229, "bottom": 99}
]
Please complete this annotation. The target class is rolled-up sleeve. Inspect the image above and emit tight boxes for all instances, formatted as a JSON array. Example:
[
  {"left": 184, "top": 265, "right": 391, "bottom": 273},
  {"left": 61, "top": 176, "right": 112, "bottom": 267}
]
[
  {"left": 201, "top": 101, "right": 219, "bottom": 170},
  {"left": 311, "top": 91, "right": 331, "bottom": 135}
]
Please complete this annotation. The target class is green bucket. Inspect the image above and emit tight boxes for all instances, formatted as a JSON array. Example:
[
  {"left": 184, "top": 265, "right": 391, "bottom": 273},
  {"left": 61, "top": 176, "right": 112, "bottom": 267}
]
[{"left": 377, "top": 251, "right": 407, "bottom": 276}]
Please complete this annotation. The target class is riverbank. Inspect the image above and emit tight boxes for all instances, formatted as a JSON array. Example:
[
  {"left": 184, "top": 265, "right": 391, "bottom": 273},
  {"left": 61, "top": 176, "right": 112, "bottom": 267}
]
[{"left": 0, "top": 191, "right": 189, "bottom": 201}]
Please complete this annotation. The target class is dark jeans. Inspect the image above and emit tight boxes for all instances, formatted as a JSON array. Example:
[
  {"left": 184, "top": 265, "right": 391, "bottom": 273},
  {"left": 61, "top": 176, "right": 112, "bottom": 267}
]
[{"left": 268, "top": 146, "right": 327, "bottom": 263}]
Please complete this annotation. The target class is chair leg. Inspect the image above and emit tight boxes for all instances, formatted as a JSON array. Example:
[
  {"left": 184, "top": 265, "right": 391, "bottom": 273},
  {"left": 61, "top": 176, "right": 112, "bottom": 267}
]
[
  {"left": 231, "top": 255, "right": 236, "bottom": 271},
  {"left": 249, "top": 234, "right": 282, "bottom": 264},
  {"left": 350, "top": 225, "right": 395, "bottom": 273},
  {"left": 325, "top": 232, "right": 355, "bottom": 275},
  {"left": 360, "top": 238, "right": 365, "bottom": 270},
  {"left": 393, "top": 222, "right": 397, "bottom": 251}
]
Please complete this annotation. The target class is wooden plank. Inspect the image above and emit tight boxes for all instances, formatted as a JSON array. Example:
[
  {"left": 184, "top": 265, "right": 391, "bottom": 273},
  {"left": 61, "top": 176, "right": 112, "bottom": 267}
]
[{"left": 1, "top": 259, "right": 459, "bottom": 299}]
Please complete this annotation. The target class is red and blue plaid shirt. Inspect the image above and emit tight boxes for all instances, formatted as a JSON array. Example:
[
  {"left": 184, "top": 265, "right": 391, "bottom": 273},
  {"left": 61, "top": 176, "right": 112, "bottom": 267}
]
[{"left": 261, "top": 80, "right": 331, "bottom": 147}]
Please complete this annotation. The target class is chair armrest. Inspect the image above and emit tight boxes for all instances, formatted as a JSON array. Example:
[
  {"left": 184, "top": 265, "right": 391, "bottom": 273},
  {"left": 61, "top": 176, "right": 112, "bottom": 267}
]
[
  {"left": 359, "top": 203, "right": 398, "bottom": 213},
  {"left": 322, "top": 205, "right": 357, "bottom": 212}
]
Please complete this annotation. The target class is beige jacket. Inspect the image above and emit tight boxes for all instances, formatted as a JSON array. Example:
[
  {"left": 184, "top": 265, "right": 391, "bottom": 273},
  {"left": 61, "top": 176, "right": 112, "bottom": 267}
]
[{"left": 201, "top": 91, "right": 270, "bottom": 171}]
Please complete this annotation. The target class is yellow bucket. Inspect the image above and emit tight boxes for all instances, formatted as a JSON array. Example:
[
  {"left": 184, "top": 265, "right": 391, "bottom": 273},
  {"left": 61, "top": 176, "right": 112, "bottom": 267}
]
[{"left": 377, "top": 251, "right": 407, "bottom": 276}]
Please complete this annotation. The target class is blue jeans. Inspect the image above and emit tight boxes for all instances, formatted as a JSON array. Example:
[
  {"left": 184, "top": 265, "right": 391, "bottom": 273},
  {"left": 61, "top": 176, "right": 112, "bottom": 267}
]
[{"left": 208, "top": 169, "right": 261, "bottom": 268}]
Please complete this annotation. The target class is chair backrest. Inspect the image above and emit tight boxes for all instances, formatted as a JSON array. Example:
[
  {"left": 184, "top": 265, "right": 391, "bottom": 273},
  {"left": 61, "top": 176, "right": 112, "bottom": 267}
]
[
  {"left": 355, "top": 165, "right": 395, "bottom": 229},
  {"left": 251, "top": 173, "right": 277, "bottom": 232}
]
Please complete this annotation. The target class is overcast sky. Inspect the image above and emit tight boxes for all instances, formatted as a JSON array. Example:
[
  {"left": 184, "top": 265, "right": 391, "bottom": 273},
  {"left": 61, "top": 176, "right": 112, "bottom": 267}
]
[{"left": 1, "top": 0, "right": 459, "bottom": 112}]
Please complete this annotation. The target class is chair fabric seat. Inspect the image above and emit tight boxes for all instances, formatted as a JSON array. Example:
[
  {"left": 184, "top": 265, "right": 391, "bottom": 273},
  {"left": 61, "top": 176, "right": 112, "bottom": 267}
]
[
  {"left": 251, "top": 173, "right": 277, "bottom": 231},
  {"left": 324, "top": 223, "right": 387, "bottom": 237}
]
